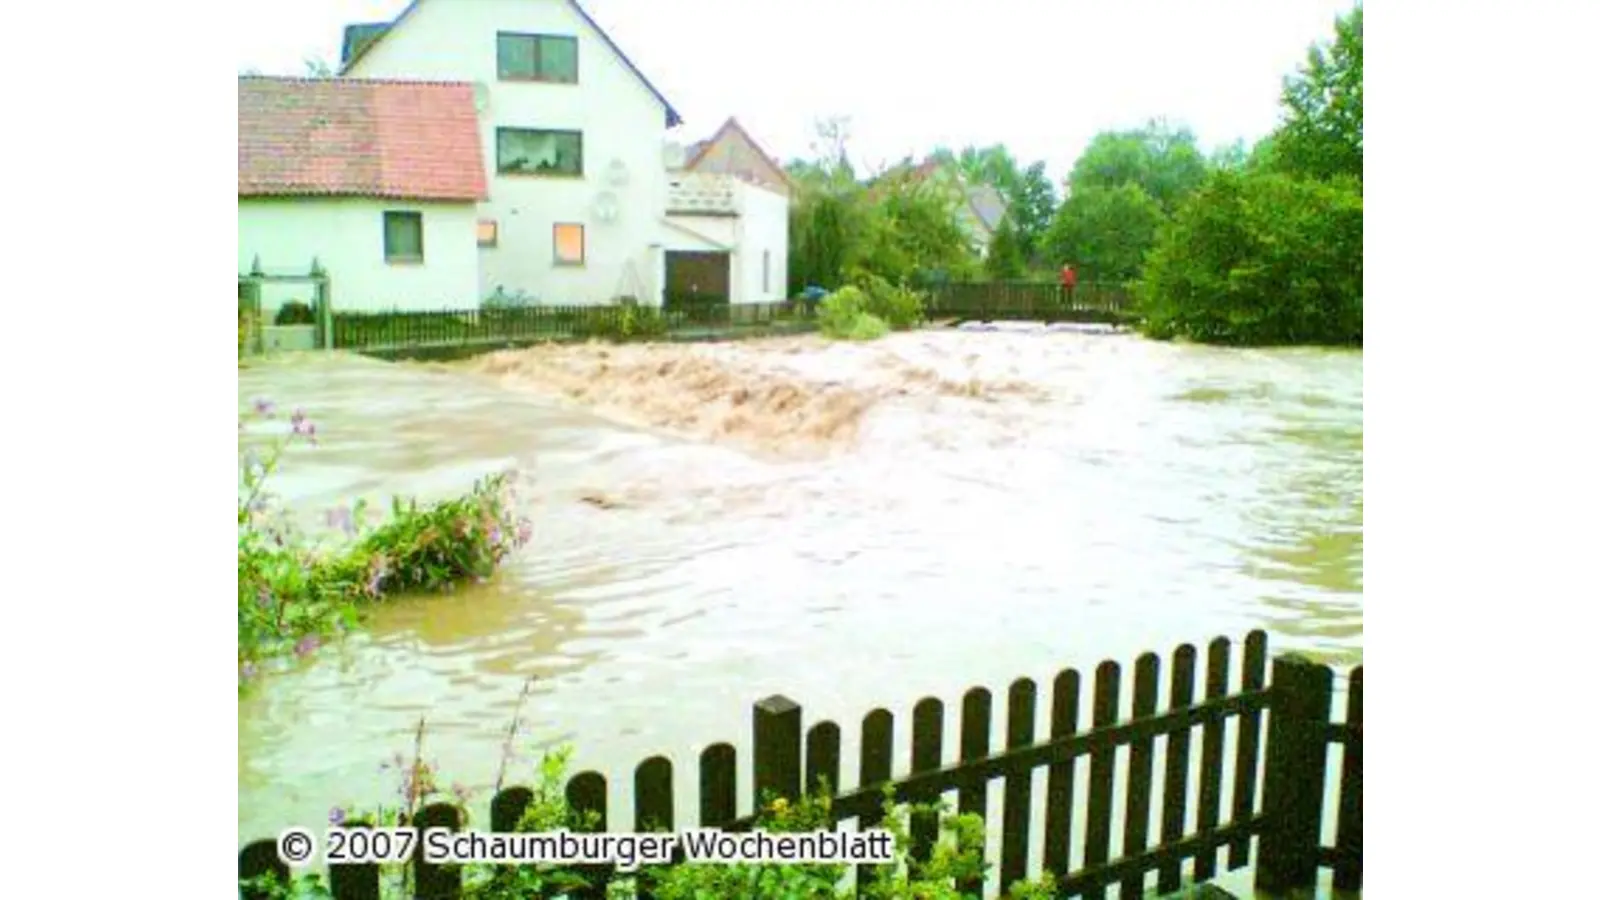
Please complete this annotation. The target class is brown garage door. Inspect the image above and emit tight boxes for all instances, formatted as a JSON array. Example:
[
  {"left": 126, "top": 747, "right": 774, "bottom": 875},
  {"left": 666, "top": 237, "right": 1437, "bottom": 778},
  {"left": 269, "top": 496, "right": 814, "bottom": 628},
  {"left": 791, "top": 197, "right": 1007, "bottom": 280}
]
[{"left": 664, "top": 251, "right": 730, "bottom": 304}]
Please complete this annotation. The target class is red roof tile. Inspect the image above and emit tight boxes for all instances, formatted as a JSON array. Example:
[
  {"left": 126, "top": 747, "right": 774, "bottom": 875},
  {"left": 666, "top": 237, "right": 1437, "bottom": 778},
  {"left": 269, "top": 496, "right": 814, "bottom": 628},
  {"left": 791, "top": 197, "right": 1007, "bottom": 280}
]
[{"left": 238, "top": 76, "right": 487, "bottom": 202}]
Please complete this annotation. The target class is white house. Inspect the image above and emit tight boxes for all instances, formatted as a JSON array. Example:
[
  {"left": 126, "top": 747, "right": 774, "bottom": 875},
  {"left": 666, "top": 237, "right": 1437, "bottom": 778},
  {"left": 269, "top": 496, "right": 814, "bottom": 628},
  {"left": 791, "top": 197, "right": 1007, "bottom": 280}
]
[
  {"left": 237, "top": 77, "right": 488, "bottom": 313},
  {"left": 661, "top": 117, "right": 793, "bottom": 307},
  {"left": 314, "top": 0, "right": 788, "bottom": 310}
]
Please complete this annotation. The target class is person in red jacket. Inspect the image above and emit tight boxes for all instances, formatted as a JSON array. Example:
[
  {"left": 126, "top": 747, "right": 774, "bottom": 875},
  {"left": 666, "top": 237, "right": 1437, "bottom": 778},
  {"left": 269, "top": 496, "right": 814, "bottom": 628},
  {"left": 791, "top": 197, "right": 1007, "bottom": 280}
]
[{"left": 1060, "top": 264, "right": 1078, "bottom": 305}]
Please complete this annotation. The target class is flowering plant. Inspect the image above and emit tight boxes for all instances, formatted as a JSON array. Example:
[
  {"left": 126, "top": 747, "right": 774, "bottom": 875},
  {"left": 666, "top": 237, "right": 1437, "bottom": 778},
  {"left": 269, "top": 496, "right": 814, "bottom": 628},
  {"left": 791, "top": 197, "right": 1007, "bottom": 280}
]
[{"left": 238, "top": 400, "right": 532, "bottom": 686}]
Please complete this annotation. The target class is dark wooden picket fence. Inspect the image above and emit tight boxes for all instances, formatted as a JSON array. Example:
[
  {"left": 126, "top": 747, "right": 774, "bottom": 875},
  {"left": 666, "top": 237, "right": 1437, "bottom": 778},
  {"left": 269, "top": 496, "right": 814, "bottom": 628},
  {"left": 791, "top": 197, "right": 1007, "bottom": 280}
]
[
  {"left": 240, "top": 631, "right": 1362, "bottom": 899},
  {"left": 324, "top": 282, "right": 1135, "bottom": 358},
  {"left": 923, "top": 281, "right": 1135, "bottom": 325},
  {"left": 331, "top": 301, "right": 812, "bottom": 356}
]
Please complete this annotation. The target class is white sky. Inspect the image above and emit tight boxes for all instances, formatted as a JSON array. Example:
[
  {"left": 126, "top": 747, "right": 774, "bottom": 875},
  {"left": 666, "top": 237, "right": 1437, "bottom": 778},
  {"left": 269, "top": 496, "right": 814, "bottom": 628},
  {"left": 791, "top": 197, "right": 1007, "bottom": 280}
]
[{"left": 237, "top": 0, "right": 1358, "bottom": 182}]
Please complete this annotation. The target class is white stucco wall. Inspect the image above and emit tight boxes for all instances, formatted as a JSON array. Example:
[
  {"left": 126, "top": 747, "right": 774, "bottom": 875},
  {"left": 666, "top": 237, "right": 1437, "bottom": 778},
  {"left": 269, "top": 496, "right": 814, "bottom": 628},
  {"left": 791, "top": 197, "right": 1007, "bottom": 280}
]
[
  {"left": 662, "top": 216, "right": 735, "bottom": 250},
  {"left": 735, "top": 182, "right": 789, "bottom": 304},
  {"left": 238, "top": 198, "right": 478, "bottom": 312},
  {"left": 345, "top": 0, "right": 675, "bottom": 306}
]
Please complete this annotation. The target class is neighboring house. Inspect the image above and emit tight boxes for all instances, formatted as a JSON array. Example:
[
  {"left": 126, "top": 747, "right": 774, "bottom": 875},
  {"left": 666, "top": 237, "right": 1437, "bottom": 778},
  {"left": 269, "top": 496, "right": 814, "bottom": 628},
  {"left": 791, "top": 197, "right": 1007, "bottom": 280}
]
[
  {"left": 660, "top": 118, "right": 793, "bottom": 306},
  {"left": 322, "top": 0, "right": 786, "bottom": 308},
  {"left": 874, "top": 159, "right": 1010, "bottom": 258},
  {"left": 237, "top": 76, "right": 488, "bottom": 313}
]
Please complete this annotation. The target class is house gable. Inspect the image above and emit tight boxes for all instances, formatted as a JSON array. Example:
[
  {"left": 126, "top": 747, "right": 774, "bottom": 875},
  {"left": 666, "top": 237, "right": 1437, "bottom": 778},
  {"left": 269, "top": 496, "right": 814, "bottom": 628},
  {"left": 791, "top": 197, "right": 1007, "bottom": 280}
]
[
  {"left": 681, "top": 118, "right": 793, "bottom": 197},
  {"left": 340, "top": 0, "right": 682, "bottom": 128}
]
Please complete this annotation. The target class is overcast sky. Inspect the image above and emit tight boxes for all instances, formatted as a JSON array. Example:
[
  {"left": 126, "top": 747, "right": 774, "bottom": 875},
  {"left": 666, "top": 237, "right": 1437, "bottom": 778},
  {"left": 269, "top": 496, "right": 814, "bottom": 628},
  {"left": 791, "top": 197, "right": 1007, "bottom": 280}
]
[{"left": 237, "top": 0, "right": 1359, "bottom": 183}]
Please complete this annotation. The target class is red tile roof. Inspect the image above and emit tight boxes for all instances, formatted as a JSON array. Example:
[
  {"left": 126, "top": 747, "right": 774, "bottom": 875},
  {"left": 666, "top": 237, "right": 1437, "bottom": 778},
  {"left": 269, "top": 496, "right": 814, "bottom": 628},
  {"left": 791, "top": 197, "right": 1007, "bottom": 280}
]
[{"left": 238, "top": 76, "right": 487, "bottom": 202}]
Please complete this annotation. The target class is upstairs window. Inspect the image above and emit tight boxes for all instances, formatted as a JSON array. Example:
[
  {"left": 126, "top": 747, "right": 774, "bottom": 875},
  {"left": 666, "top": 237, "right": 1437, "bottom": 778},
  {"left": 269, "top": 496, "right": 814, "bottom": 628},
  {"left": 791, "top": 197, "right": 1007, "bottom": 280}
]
[
  {"left": 497, "top": 33, "right": 578, "bottom": 83},
  {"left": 497, "top": 128, "right": 583, "bottom": 177}
]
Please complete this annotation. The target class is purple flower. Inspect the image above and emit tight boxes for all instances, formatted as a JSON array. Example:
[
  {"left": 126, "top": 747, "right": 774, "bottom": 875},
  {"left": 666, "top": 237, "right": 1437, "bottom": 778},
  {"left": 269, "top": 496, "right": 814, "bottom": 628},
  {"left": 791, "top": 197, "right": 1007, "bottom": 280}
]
[
  {"left": 253, "top": 398, "right": 276, "bottom": 417},
  {"left": 515, "top": 520, "right": 533, "bottom": 546},
  {"left": 329, "top": 807, "right": 346, "bottom": 825},
  {"left": 365, "top": 556, "right": 390, "bottom": 596},
  {"left": 294, "top": 634, "right": 321, "bottom": 656},
  {"left": 488, "top": 527, "right": 502, "bottom": 547},
  {"left": 290, "top": 409, "right": 308, "bottom": 433}
]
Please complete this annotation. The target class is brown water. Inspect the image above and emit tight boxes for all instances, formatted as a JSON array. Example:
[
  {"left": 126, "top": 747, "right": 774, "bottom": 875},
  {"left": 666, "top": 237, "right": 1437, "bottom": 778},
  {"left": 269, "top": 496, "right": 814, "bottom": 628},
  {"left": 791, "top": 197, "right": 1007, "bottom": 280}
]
[{"left": 237, "top": 326, "right": 1362, "bottom": 850}]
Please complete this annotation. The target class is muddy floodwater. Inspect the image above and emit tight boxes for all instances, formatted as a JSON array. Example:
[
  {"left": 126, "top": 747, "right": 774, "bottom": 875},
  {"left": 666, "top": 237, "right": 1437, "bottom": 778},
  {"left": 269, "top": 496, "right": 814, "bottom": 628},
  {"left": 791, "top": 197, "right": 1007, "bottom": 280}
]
[{"left": 237, "top": 326, "right": 1361, "bottom": 847}]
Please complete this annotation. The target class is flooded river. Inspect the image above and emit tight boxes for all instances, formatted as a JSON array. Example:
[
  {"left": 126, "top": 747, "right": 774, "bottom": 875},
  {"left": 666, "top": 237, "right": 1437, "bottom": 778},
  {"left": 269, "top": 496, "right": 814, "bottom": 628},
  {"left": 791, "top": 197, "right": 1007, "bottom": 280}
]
[{"left": 237, "top": 326, "right": 1361, "bottom": 849}]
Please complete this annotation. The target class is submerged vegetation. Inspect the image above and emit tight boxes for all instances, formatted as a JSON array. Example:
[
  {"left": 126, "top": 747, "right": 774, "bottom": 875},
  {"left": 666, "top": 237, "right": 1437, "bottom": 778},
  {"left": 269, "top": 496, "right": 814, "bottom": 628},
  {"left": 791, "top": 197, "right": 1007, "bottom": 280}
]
[
  {"left": 237, "top": 401, "right": 531, "bottom": 684},
  {"left": 817, "top": 275, "right": 927, "bottom": 342}
]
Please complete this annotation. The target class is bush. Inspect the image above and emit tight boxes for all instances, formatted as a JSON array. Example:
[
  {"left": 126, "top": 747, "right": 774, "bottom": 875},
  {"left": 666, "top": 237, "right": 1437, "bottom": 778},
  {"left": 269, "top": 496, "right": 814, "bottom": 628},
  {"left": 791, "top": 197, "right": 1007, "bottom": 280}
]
[
  {"left": 606, "top": 303, "right": 668, "bottom": 341},
  {"left": 1137, "top": 170, "right": 1362, "bottom": 346},
  {"left": 852, "top": 273, "right": 926, "bottom": 330},
  {"left": 846, "top": 312, "right": 890, "bottom": 340},
  {"left": 274, "top": 301, "right": 317, "bottom": 326},
  {"left": 817, "top": 281, "right": 920, "bottom": 341},
  {"left": 816, "top": 285, "right": 868, "bottom": 339},
  {"left": 238, "top": 402, "right": 531, "bottom": 684},
  {"left": 238, "top": 310, "right": 253, "bottom": 359}
]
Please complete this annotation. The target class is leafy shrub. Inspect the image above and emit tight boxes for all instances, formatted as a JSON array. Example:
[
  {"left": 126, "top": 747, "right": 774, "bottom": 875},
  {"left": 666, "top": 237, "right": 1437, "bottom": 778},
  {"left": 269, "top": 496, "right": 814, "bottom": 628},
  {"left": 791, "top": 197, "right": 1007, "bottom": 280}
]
[
  {"left": 274, "top": 301, "right": 317, "bottom": 326},
  {"left": 847, "top": 312, "right": 890, "bottom": 340},
  {"left": 852, "top": 273, "right": 926, "bottom": 330},
  {"left": 238, "top": 402, "right": 531, "bottom": 684},
  {"left": 238, "top": 309, "right": 254, "bottom": 359},
  {"left": 816, "top": 285, "right": 868, "bottom": 339},
  {"left": 1137, "top": 169, "right": 1362, "bottom": 346},
  {"left": 605, "top": 303, "right": 669, "bottom": 341}
]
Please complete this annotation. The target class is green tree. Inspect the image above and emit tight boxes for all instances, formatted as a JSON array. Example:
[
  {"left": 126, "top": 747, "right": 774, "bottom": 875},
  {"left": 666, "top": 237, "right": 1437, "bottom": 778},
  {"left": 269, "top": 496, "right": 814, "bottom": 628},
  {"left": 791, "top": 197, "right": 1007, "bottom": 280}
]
[
  {"left": 789, "top": 188, "right": 867, "bottom": 293},
  {"left": 1067, "top": 120, "right": 1210, "bottom": 213},
  {"left": 787, "top": 118, "right": 873, "bottom": 293},
  {"left": 930, "top": 144, "right": 1022, "bottom": 197},
  {"left": 1246, "top": 134, "right": 1281, "bottom": 173},
  {"left": 1209, "top": 139, "right": 1249, "bottom": 172},
  {"left": 928, "top": 145, "right": 1057, "bottom": 268},
  {"left": 1273, "top": 5, "right": 1363, "bottom": 182},
  {"left": 1138, "top": 170, "right": 1363, "bottom": 345},
  {"left": 1043, "top": 183, "right": 1165, "bottom": 281},
  {"left": 1009, "top": 161, "right": 1058, "bottom": 266},
  {"left": 984, "top": 217, "right": 1027, "bottom": 279},
  {"left": 855, "top": 179, "right": 977, "bottom": 285}
]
